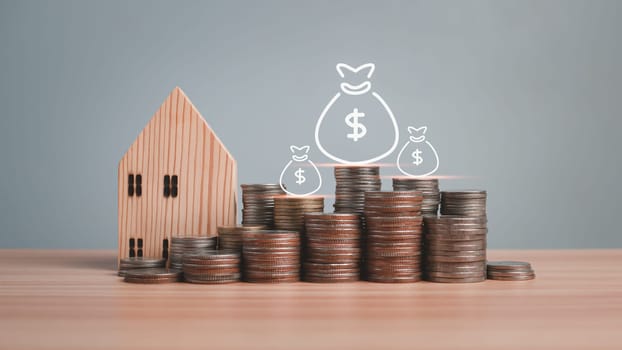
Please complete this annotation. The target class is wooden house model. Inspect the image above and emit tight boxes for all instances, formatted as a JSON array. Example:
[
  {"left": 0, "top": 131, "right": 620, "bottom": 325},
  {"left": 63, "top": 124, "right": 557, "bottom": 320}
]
[{"left": 118, "top": 87, "right": 237, "bottom": 261}]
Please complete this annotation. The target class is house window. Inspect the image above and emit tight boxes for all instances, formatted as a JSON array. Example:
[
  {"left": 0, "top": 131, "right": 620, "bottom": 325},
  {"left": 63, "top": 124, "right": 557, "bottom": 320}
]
[
  {"left": 135, "top": 174, "right": 142, "bottom": 197},
  {"left": 128, "top": 175, "right": 134, "bottom": 196},
  {"left": 128, "top": 174, "right": 142, "bottom": 197},
  {"left": 163, "top": 175, "right": 170, "bottom": 197},
  {"left": 162, "top": 239, "right": 169, "bottom": 259},
  {"left": 163, "top": 175, "right": 179, "bottom": 198},
  {"left": 129, "top": 238, "right": 136, "bottom": 257},
  {"left": 171, "top": 175, "right": 178, "bottom": 198},
  {"left": 137, "top": 239, "right": 143, "bottom": 257}
]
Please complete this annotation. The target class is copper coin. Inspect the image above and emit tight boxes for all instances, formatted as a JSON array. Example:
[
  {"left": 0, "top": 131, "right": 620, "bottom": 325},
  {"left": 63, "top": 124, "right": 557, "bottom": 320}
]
[
  {"left": 427, "top": 271, "right": 485, "bottom": 278},
  {"left": 367, "top": 275, "right": 422, "bottom": 283},
  {"left": 487, "top": 274, "right": 535, "bottom": 281},
  {"left": 425, "top": 275, "right": 486, "bottom": 283},
  {"left": 123, "top": 268, "right": 182, "bottom": 283}
]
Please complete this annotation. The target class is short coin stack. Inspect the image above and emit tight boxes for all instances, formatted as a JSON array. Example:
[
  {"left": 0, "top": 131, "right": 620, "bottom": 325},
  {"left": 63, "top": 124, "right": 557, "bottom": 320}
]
[
  {"left": 273, "top": 196, "right": 325, "bottom": 232},
  {"left": 364, "top": 191, "right": 424, "bottom": 283},
  {"left": 423, "top": 216, "right": 487, "bottom": 283},
  {"left": 241, "top": 184, "right": 286, "bottom": 228},
  {"left": 217, "top": 225, "right": 266, "bottom": 252},
  {"left": 392, "top": 177, "right": 440, "bottom": 216},
  {"left": 441, "top": 190, "right": 487, "bottom": 217},
  {"left": 182, "top": 250, "right": 241, "bottom": 284},
  {"left": 242, "top": 230, "right": 301, "bottom": 283},
  {"left": 169, "top": 236, "right": 217, "bottom": 270},
  {"left": 334, "top": 166, "right": 381, "bottom": 214},
  {"left": 123, "top": 268, "right": 182, "bottom": 284},
  {"left": 118, "top": 257, "right": 167, "bottom": 277},
  {"left": 303, "top": 213, "right": 362, "bottom": 282},
  {"left": 487, "top": 261, "right": 535, "bottom": 281}
]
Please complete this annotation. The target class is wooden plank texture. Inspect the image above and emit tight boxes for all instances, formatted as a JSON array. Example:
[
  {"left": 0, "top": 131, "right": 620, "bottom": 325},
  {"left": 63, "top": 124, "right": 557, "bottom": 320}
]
[
  {"left": 118, "top": 87, "right": 237, "bottom": 261},
  {"left": 1, "top": 249, "right": 621, "bottom": 350}
]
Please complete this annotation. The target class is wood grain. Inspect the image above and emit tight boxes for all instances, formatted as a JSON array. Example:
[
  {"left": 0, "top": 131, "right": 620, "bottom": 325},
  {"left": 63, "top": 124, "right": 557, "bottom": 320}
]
[
  {"left": 118, "top": 87, "right": 237, "bottom": 262},
  {"left": 1, "top": 249, "right": 621, "bottom": 350}
]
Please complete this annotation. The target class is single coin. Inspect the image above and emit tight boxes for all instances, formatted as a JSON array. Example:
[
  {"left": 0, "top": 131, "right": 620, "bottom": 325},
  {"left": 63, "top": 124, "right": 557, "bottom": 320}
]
[
  {"left": 425, "top": 275, "right": 486, "bottom": 283},
  {"left": 487, "top": 274, "right": 535, "bottom": 281},
  {"left": 487, "top": 270, "right": 535, "bottom": 277},
  {"left": 123, "top": 268, "right": 182, "bottom": 283},
  {"left": 426, "top": 271, "right": 485, "bottom": 278}
]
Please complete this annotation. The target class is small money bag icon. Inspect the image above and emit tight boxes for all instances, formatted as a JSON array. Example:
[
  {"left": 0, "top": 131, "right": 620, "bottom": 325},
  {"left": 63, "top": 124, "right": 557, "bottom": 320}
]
[
  {"left": 315, "top": 63, "right": 399, "bottom": 164},
  {"left": 396, "top": 126, "right": 440, "bottom": 177},
  {"left": 279, "top": 145, "right": 322, "bottom": 196}
]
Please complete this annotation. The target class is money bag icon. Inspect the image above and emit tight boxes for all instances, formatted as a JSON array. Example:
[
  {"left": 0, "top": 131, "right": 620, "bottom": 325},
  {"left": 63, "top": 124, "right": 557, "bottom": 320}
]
[
  {"left": 315, "top": 63, "right": 399, "bottom": 164},
  {"left": 396, "top": 126, "right": 440, "bottom": 177},
  {"left": 279, "top": 145, "right": 322, "bottom": 196}
]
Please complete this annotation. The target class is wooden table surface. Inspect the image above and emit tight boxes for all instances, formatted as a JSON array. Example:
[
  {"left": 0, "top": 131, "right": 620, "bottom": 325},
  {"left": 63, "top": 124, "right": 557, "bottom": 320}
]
[{"left": 1, "top": 249, "right": 621, "bottom": 350}]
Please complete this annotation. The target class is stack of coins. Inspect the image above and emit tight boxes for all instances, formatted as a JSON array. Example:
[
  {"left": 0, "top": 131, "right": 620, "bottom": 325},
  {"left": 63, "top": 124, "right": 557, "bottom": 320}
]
[
  {"left": 392, "top": 177, "right": 440, "bottom": 216},
  {"left": 217, "top": 225, "right": 266, "bottom": 252},
  {"left": 242, "top": 230, "right": 301, "bottom": 283},
  {"left": 441, "top": 190, "right": 487, "bottom": 217},
  {"left": 169, "top": 236, "right": 217, "bottom": 270},
  {"left": 364, "top": 191, "right": 424, "bottom": 283},
  {"left": 182, "top": 250, "right": 241, "bottom": 284},
  {"left": 273, "top": 196, "right": 324, "bottom": 231},
  {"left": 118, "top": 257, "right": 167, "bottom": 277},
  {"left": 303, "top": 213, "right": 362, "bottom": 282},
  {"left": 123, "top": 268, "right": 182, "bottom": 284},
  {"left": 423, "top": 216, "right": 487, "bottom": 283},
  {"left": 334, "top": 166, "right": 381, "bottom": 214},
  {"left": 487, "top": 261, "right": 535, "bottom": 281},
  {"left": 241, "top": 184, "right": 286, "bottom": 228}
]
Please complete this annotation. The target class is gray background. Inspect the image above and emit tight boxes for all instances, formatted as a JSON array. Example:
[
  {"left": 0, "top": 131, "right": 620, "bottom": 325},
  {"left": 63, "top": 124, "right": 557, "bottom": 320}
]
[{"left": 1, "top": 0, "right": 621, "bottom": 249}]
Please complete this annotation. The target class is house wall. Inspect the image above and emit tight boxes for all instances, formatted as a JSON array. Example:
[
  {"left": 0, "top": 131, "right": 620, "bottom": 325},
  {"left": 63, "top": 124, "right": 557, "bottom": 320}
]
[{"left": 118, "top": 88, "right": 237, "bottom": 260}]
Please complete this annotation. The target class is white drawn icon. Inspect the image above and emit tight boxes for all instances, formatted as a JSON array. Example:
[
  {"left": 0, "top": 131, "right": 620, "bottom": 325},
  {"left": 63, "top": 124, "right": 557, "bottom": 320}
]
[
  {"left": 294, "top": 168, "right": 305, "bottom": 184},
  {"left": 396, "top": 126, "right": 440, "bottom": 177},
  {"left": 345, "top": 108, "right": 367, "bottom": 142},
  {"left": 315, "top": 63, "right": 399, "bottom": 164},
  {"left": 279, "top": 145, "right": 322, "bottom": 196}
]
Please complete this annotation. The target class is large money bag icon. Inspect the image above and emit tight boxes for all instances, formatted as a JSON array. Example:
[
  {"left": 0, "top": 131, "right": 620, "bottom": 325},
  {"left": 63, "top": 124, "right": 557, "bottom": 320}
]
[
  {"left": 279, "top": 145, "right": 322, "bottom": 196},
  {"left": 315, "top": 63, "right": 399, "bottom": 164},
  {"left": 396, "top": 126, "right": 440, "bottom": 177}
]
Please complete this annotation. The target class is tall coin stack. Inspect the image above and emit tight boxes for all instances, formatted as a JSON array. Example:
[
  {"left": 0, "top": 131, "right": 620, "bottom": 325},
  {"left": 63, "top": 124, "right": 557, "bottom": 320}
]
[
  {"left": 334, "top": 165, "right": 381, "bottom": 279},
  {"left": 334, "top": 166, "right": 381, "bottom": 214},
  {"left": 241, "top": 184, "right": 286, "bottom": 228},
  {"left": 274, "top": 196, "right": 324, "bottom": 273},
  {"left": 440, "top": 190, "right": 487, "bottom": 217},
  {"left": 364, "top": 191, "right": 424, "bottom": 283},
  {"left": 217, "top": 225, "right": 266, "bottom": 252},
  {"left": 182, "top": 250, "right": 241, "bottom": 284},
  {"left": 303, "top": 213, "right": 362, "bottom": 282},
  {"left": 169, "top": 236, "right": 217, "bottom": 270},
  {"left": 392, "top": 177, "right": 440, "bottom": 216},
  {"left": 242, "top": 230, "right": 301, "bottom": 283},
  {"left": 423, "top": 216, "right": 487, "bottom": 283}
]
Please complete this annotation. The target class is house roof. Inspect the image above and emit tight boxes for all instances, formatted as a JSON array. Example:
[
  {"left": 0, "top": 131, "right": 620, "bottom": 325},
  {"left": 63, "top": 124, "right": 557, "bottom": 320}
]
[{"left": 119, "top": 86, "right": 234, "bottom": 164}]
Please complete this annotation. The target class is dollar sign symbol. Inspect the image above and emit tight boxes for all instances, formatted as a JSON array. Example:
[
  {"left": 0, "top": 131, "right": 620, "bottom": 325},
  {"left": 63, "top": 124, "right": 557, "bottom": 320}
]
[
  {"left": 412, "top": 149, "right": 423, "bottom": 166},
  {"left": 345, "top": 108, "right": 367, "bottom": 142},
  {"left": 295, "top": 168, "right": 306, "bottom": 185}
]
